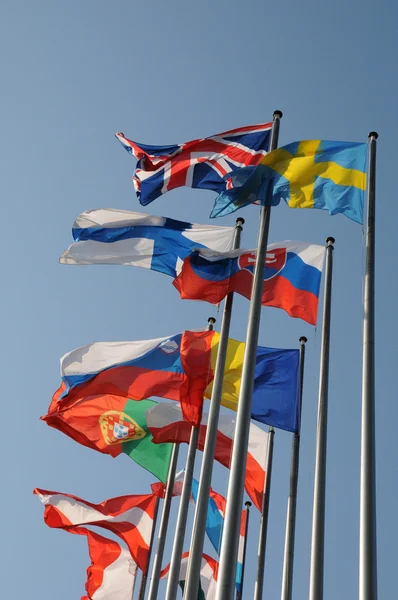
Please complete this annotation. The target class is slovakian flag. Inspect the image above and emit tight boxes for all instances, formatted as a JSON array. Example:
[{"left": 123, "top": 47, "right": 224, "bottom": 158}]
[
  {"left": 42, "top": 398, "right": 173, "bottom": 483},
  {"left": 50, "top": 330, "right": 215, "bottom": 428},
  {"left": 191, "top": 479, "right": 247, "bottom": 593},
  {"left": 60, "top": 209, "right": 235, "bottom": 278},
  {"left": 146, "top": 402, "right": 269, "bottom": 511},
  {"left": 82, "top": 530, "right": 138, "bottom": 600},
  {"left": 173, "top": 241, "right": 325, "bottom": 325},
  {"left": 34, "top": 488, "right": 157, "bottom": 572},
  {"left": 115, "top": 122, "right": 272, "bottom": 206},
  {"left": 160, "top": 552, "right": 218, "bottom": 599}
]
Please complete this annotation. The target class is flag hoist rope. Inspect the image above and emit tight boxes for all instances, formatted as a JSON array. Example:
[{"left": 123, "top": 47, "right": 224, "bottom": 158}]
[
  {"left": 308, "top": 236, "right": 335, "bottom": 600},
  {"left": 280, "top": 336, "right": 307, "bottom": 600},
  {"left": 210, "top": 110, "right": 282, "bottom": 600},
  {"left": 165, "top": 218, "right": 244, "bottom": 600}
]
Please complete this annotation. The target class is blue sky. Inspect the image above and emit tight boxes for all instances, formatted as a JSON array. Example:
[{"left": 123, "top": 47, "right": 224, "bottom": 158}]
[{"left": 1, "top": 1, "right": 397, "bottom": 598}]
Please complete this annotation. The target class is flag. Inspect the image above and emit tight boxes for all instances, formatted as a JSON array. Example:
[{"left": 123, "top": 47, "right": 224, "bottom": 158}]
[
  {"left": 82, "top": 530, "right": 137, "bottom": 600},
  {"left": 115, "top": 122, "right": 272, "bottom": 206},
  {"left": 191, "top": 479, "right": 246, "bottom": 592},
  {"left": 60, "top": 209, "right": 235, "bottom": 277},
  {"left": 210, "top": 139, "right": 367, "bottom": 223},
  {"left": 146, "top": 402, "right": 268, "bottom": 510},
  {"left": 160, "top": 552, "right": 218, "bottom": 599},
  {"left": 204, "top": 334, "right": 300, "bottom": 433},
  {"left": 173, "top": 241, "right": 325, "bottom": 325},
  {"left": 151, "top": 469, "right": 185, "bottom": 498},
  {"left": 42, "top": 398, "right": 173, "bottom": 483},
  {"left": 34, "top": 488, "right": 157, "bottom": 572},
  {"left": 50, "top": 330, "right": 215, "bottom": 427}
]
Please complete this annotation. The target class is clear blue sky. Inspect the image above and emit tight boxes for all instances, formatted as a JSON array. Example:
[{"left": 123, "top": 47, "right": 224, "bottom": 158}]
[{"left": 1, "top": 1, "right": 397, "bottom": 598}]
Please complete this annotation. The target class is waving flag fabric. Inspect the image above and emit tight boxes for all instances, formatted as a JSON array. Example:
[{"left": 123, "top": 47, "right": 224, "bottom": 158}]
[
  {"left": 50, "top": 330, "right": 214, "bottom": 427},
  {"left": 82, "top": 530, "right": 137, "bottom": 600},
  {"left": 204, "top": 333, "right": 300, "bottom": 433},
  {"left": 151, "top": 469, "right": 185, "bottom": 498},
  {"left": 191, "top": 480, "right": 246, "bottom": 592},
  {"left": 34, "top": 488, "right": 157, "bottom": 572},
  {"left": 210, "top": 139, "right": 367, "bottom": 223},
  {"left": 42, "top": 398, "right": 173, "bottom": 483},
  {"left": 115, "top": 122, "right": 272, "bottom": 206},
  {"left": 174, "top": 241, "right": 325, "bottom": 325},
  {"left": 146, "top": 402, "right": 268, "bottom": 510},
  {"left": 160, "top": 552, "right": 218, "bottom": 599},
  {"left": 60, "top": 209, "right": 235, "bottom": 277}
]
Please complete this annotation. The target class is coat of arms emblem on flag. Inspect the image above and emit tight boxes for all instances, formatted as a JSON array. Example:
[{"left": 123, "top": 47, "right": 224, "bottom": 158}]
[{"left": 99, "top": 411, "right": 146, "bottom": 445}]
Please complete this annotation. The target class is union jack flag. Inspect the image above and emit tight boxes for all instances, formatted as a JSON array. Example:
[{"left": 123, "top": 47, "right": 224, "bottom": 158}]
[{"left": 115, "top": 122, "right": 272, "bottom": 206}]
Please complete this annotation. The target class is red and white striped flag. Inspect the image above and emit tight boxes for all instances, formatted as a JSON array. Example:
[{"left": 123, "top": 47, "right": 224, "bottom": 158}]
[
  {"left": 160, "top": 551, "right": 218, "bottom": 599},
  {"left": 146, "top": 402, "right": 268, "bottom": 510},
  {"left": 34, "top": 488, "right": 157, "bottom": 572},
  {"left": 81, "top": 530, "right": 137, "bottom": 600}
]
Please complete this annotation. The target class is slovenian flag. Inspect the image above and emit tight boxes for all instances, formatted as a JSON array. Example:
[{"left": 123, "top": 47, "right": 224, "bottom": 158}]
[
  {"left": 173, "top": 241, "right": 325, "bottom": 325},
  {"left": 50, "top": 330, "right": 215, "bottom": 428},
  {"left": 146, "top": 402, "right": 269, "bottom": 510},
  {"left": 34, "top": 488, "right": 158, "bottom": 572},
  {"left": 60, "top": 209, "right": 235, "bottom": 278},
  {"left": 160, "top": 551, "right": 218, "bottom": 599}
]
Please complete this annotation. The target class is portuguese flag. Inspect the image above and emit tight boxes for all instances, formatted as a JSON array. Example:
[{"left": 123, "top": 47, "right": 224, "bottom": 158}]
[{"left": 42, "top": 396, "right": 172, "bottom": 482}]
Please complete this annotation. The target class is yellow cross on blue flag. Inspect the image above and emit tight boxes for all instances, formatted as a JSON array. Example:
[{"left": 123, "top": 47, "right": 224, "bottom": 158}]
[{"left": 210, "top": 140, "right": 367, "bottom": 223}]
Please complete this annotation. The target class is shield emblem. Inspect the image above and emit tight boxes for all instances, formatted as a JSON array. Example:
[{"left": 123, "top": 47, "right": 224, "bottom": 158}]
[
  {"left": 99, "top": 411, "right": 146, "bottom": 445},
  {"left": 238, "top": 247, "right": 287, "bottom": 280}
]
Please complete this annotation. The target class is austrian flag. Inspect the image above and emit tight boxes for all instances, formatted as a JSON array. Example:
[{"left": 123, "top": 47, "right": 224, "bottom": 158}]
[{"left": 115, "top": 122, "right": 272, "bottom": 206}]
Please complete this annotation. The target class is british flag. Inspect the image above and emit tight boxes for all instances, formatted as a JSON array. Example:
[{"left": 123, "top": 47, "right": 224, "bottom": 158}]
[{"left": 115, "top": 122, "right": 272, "bottom": 206}]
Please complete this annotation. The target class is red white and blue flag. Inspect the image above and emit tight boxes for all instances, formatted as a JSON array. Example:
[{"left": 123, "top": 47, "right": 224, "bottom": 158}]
[
  {"left": 115, "top": 123, "right": 272, "bottom": 206},
  {"left": 173, "top": 241, "right": 325, "bottom": 325}
]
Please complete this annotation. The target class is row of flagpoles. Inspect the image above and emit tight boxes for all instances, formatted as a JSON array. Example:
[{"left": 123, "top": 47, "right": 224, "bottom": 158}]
[{"left": 35, "top": 111, "right": 378, "bottom": 600}]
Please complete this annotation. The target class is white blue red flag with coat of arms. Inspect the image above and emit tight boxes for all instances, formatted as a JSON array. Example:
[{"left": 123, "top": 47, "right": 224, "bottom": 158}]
[{"left": 115, "top": 122, "right": 272, "bottom": 206}]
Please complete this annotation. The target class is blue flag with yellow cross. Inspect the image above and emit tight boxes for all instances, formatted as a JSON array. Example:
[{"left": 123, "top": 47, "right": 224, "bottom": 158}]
[{"left": 210, "top": 140, "right": 367, "bottom": 224}]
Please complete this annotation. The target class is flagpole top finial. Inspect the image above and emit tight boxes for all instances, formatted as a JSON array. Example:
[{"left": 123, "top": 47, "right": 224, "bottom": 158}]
[
  {"left": 236, "top": 217, "right": 245, "bottom": 227},
  {"left": 326, "top": 236, "right": 335, "bottom": 247},
  {"left": 207, "top": 317, "right": 216, "bottom": 331},
  {"left": 245, "top": 501, "right": 252, "bottom": 508},
  {"left": 368, "top": 131, "right": 378, "bottom": 140},
  {"left": 299, "top": 336, "right": 308, "bottom": 344},
  {"left": 273, "top": 110, "right": 283, "bottom": 119}
]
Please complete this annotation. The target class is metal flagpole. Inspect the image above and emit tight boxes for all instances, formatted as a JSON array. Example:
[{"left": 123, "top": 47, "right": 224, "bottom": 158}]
[
  {"left": 137, "top": 496, "right": 161, "bottom": 600},
  {"left": 281, "top": 336, "right": 307, "bottom": 600},
  {"left": 236, "top": 501, "right": 252, "bottom": 600},
  {"left": 214, "top": 109, "right": 282, "bottom": 600},
  {"left": 164, "top": 316, "right": 219, "bottom": 600},
  {"left": 308, "top": 237, "right": 335, "bottom": 600},
  {"left": 254, "top": 426, "right": 275, "bottom": 600},
  {"left": 146, "top": 442, "right": 180, "bottom": 600},
  {"left": 182, "top": 219, "right": 245, "bottom": 599},
  {"left": 359, "top": 132, "right": 378, "bottom": 600}
]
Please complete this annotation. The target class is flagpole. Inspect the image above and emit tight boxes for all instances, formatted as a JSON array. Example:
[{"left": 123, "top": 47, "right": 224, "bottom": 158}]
[
  {"left": 182, "top": 218, "right": 245, "bottom": 599},
  {"left": 281, "top": 336, "right": 307, "bottom": 600},
  {"left": 215, "top": 109, "right": 282, "bottom": 600},
  {"left": 254, "top": 426, "right": 275, "bottom": 600},
  {"left": 309, "top": 237, "right": 335, "bottom": 600},
  {"left": 359, "top": 132, "right": 378, "bottom": 600},
  {"left": 236, "top": 501, "right": 252, "bottom": 600},
  {"left": 164, "top": 316, "right": 219, "bottom": 600},
  {"left": 146, "top": 443, "right": 180, "bottom": 600},
  {"left": 137, "top": 496, "right": 161, "bottom": 600}
]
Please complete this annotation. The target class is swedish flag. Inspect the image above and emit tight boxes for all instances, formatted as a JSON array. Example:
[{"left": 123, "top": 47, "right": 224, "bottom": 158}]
[{"left": 210, "top": 140, "right": 367, "bottom": 223}]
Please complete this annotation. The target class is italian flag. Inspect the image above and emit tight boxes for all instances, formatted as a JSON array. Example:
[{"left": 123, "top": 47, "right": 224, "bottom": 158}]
[
  {"left": 34, "top": 488, "right": 157, "bottom": 572},
  {"left": 42, "top": 398, "right": 173, "bottom": 483},
  {"left": 160, "top": 552, "right": 218, "bottom": 599}
]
